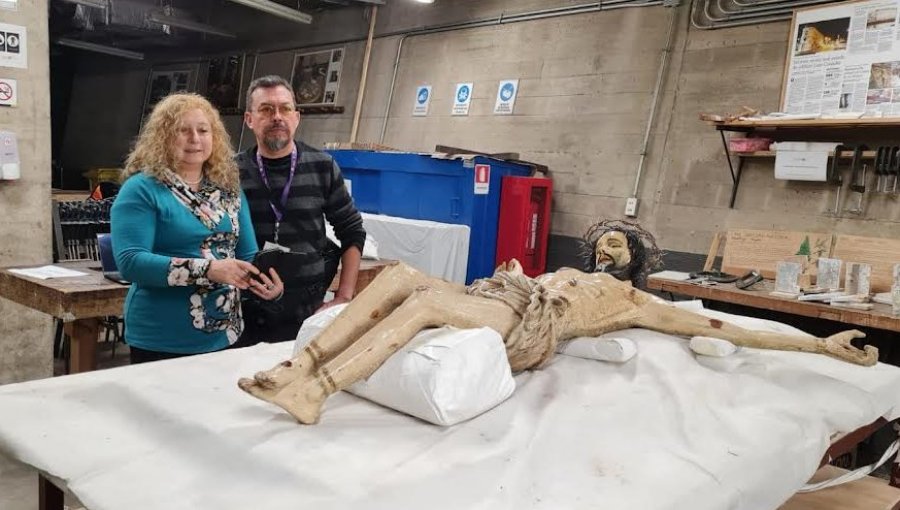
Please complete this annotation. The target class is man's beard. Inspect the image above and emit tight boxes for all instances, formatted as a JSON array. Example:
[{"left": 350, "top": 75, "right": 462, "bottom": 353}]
[
  {"left": 262, "top": 124, "right": 292, "bottom": 152},
  {"left": 263, "top": 136, "right": 290, "bottom": 153}
]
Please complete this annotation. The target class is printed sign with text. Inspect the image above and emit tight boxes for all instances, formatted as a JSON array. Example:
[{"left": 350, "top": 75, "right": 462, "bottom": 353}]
[
  {"left": 493, "top": 79, "right": 519, "bottom": 115},
  {"left": 413, "top": 85, "right": 431, "bottom": 116},
  {"left": 452, "top": 82, "right": 473, "bottom": 116}
]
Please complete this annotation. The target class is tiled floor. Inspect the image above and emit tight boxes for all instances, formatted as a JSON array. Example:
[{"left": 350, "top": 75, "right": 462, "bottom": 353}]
[{"left": 0, "top": 340, "right": 130, "bottom": 510}]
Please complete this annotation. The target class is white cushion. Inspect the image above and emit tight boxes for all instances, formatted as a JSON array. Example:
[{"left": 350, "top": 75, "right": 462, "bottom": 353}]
[
  {"left": 556, "top": 335, "right": 638, "bottom": 363},
  {"left": 294, "top": 305, "right": 516, "bottom": 426},
  {"left": 690, "top": 336, "right": 740, "bottom": 357}
]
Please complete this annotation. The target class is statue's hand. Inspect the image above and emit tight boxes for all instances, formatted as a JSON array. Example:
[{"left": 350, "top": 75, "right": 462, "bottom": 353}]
[{"left": 821, "top": 330, "right": 878, "bottom": 366}]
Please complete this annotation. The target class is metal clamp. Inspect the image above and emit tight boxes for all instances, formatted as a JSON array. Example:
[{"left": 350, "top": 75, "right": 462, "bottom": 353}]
[{"left": 735, "top": 270, "right": 763, "bottom": 290}]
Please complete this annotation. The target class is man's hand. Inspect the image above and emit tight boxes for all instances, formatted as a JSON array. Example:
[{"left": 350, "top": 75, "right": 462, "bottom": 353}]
[
  {"left": 207, "top": 259, "right": 259, "bottom": 289},
  {"left": 316, "top": 294, "right": 351, "bottom": 313}
]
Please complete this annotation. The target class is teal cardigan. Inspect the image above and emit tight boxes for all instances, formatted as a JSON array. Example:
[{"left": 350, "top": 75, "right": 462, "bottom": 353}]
[{"left": 111, "top": 172, "right": 258, "bottom": 354}]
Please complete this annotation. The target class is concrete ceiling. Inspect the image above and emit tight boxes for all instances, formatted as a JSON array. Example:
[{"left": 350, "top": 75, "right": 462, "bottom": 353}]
[{"left": 49, "top": 0, "right": 381, "bottom": 54}]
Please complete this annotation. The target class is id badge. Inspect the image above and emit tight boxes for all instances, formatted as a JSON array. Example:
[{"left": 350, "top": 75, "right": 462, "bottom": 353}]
[{"left": 263, "top": 241, "right": 291, "bottom": 253}]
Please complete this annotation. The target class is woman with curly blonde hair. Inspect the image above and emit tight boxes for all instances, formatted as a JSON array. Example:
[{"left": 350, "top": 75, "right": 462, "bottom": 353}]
[{"left": 112, "top": 93, "right": 284, "bottom": 364}]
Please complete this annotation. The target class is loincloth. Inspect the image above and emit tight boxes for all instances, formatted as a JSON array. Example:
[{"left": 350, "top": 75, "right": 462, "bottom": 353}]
[{"left": 466, "top": 271, "right": 568, "bottom": 371}]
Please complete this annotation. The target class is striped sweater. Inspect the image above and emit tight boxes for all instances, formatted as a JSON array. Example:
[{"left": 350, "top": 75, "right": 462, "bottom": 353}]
[{"left": 237, "top": 141, "right": 366, "bottom": 287}]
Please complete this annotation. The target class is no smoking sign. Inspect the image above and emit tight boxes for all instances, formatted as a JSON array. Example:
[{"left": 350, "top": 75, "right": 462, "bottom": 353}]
[{"left": 0, "top": 78, "right": 16, "bottom": 107}]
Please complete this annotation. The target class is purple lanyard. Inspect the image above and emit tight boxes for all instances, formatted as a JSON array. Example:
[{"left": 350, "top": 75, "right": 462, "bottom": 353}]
[{"left": 256, "top": 146, "right": 298, "bottom": 243}]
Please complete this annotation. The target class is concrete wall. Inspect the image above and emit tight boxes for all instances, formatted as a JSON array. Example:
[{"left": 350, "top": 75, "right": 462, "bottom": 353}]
[
  {"left": 58, "top": 0, "right": 900, "bottom": 261},
  {"left": 0, "top": 0, "right": 54, "bottom": 384}
]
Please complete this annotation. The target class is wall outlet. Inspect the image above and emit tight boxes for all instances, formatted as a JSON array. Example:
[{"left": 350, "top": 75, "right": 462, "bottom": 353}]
[{"left": 624, "top": 197, "right": 639, "bottom": 217}]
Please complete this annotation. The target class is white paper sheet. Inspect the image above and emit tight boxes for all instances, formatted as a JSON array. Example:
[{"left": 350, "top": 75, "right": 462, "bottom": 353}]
[
  {"left": 0, "top": 309, "right": 898, "bottom": 510},
  {"left": 7, "top": 265, "right": 88, "bottom": 279},
  {"left": 649, "top": 270, "right": 692, "bottom": 281}
]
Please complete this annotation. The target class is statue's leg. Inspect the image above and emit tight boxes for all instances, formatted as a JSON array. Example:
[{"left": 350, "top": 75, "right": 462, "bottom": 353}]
[
  {"left": 239, "top": 262, "right": 463, "bottom": 400},
  {"left": 266, "top": 290, "right": 518, "bottom": 424},
  {"left": 631, "top": 301, "right": 878, "bottom": 366}
]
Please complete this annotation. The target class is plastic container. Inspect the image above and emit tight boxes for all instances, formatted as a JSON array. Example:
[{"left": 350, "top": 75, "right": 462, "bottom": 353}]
[
  {"left": 728, "top": 137, "right": 773, "bottom": 153},
  {"left": 327, "top": 150, "right": 533, "bottom": 283}
]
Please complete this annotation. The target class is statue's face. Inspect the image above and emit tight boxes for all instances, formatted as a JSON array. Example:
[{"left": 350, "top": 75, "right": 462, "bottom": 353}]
[{"left": 594, "top": 231, "right": 632, "bottom": 271}]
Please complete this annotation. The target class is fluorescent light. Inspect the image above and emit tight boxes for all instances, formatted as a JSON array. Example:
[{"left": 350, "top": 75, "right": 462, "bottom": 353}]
[
  {"left": 225, "top": 0, "right": 312, "bottom": 24},
  {"left": 414, "top": 0, "right": 435, "bottom": 3},
  {"left": 56, "top": 38, "right": 144, "bottom": 60},
  {"left": 59, "top": 0, "right": 108, "bottom": 8},
  {"left": 147, "top": 13, "right": 236, "bottom": 38}
]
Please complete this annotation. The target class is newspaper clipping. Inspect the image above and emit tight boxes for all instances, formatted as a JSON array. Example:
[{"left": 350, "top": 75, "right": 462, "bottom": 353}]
[{"left": 783, "top": 0, "right": 900, "bottom": 116}]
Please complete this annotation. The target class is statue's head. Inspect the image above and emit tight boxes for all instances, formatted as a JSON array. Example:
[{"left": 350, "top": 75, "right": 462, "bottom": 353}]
[
  {"left": 580, "top": 219, "right": 662, "bottom": 289},
  {"left": 594, "top": 231, "right": 632, "bottom": 272}
]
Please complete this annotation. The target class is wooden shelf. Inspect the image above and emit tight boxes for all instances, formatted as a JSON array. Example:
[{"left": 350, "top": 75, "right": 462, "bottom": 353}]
[
  {"left": 734, "top": 150, "right": 880, "bottom": 159},
  {"left": 713, "top": 118, "right": 900, "bottom": 131},
  {"left": 709, "top": 117, "right": 900, "bottom": 208}
]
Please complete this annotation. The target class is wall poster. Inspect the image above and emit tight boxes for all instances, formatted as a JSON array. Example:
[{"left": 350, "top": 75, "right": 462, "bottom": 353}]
[
  {"left": 290, "top": 47, "right": 343, "bottom": 107},
  {"left": 205, "top": 54, "right": 245, "bottom": 114},
  {"left": 783, "top": 0, "right": 900, "bottom": 116},
  {"left": 143, "top": 63, "right": 200, "bottom": 112}
]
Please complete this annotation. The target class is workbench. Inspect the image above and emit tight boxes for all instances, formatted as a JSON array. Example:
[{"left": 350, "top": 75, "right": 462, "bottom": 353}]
[
  {"left": 647, "top": 275, "right": 900, "bottom": 332},
  {"left": 0, "top": 260, "right": 126, "bottom": 374}
]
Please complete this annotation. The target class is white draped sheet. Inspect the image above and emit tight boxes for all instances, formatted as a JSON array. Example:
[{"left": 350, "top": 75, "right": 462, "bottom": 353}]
[{"left": 0, "top": 307, "right": 898, "bottom": 510}]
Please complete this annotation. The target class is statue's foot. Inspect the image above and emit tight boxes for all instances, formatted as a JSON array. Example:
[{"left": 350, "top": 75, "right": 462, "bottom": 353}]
[
  {"left": 269, "top": 376, "right": 329, "bottom": 424},
  {"left": 239, "top": 370, "right": 330, "bottom": 424},
  {"left": 238, "top": 349, "right": 316, "bottom": 400}
]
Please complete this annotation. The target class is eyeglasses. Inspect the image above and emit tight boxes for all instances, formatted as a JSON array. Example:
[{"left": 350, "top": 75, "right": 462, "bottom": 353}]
[{"left": 253, "top": 104, "right": 298, "bottom": 117}]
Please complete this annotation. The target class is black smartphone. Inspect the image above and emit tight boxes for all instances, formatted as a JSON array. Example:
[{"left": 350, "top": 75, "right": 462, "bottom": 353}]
[{"left": 252, "top": 249, "right": 283, "bottom": 283}]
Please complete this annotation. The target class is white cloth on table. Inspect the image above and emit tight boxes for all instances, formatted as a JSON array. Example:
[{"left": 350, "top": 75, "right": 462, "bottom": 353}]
[
  {"left": 361, "top": 213, "right": 470, "bottom": 283},
  {"left": 0, "top": 307, "right": 898, "bottom": 510}
]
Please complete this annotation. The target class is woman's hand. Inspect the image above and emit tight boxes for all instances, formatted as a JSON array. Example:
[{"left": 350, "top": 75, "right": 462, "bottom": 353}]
[
  {"left": 248, "top": 268, "right": 284, "bottom": 301},
  {"left": 207, "top": 259, "right": 260, "bottom": 289}
]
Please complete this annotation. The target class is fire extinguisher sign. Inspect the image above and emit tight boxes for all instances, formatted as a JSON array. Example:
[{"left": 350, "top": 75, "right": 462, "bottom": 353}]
[{"left": 474, "top": 164, "right": 490, "bottom": 195}]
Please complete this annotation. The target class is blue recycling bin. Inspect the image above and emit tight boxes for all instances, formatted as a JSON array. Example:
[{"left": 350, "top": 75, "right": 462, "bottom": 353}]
[{"left": 327, "top": 150, "right": 532, "bottom": 283}]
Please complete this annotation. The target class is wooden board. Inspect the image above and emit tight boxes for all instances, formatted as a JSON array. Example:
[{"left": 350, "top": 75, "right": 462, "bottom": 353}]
[
  {"left": 832, "top": 234, "right": 900, "bottom": 293},
  {"left": 328, "top": 259, "right": 397, "bottom": 295},
  {"left": 779, "top": 465, "right": 900, "bottom": 510},
  {"left": 721, "top": 229, "right": 833, "bottom": 280}
]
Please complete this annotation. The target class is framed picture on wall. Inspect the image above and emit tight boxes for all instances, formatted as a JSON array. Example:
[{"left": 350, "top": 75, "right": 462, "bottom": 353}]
[
  {"left": 290, "top": 47, "right": 343, "bottom": 107},
  {"left": 206, "top": 54, "right": 245, "bottom": 114},
  {"left": 142, "top": 63, "right": 201, "bottom": 113}
]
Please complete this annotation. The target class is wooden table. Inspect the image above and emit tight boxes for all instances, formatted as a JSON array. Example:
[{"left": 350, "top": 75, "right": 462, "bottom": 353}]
[
  {"left": 0, "top": 260, "right": 127, "bottom": 374},
  {"left": 329, "top": 258, "right": 398, "bottom": 294},
  {"left": 648, "top": 276, "right": 900, "bottom": 333}
]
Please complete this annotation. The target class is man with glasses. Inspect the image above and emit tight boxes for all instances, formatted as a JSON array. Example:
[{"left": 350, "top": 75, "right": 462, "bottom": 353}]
[{"left": 236, "top": 75, "right": 366, "bottom": 345}]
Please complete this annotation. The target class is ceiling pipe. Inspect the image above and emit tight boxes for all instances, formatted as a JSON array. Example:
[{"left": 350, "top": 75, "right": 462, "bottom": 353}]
[
  {"left": 691, "top": 0, "right": 792, "bottom": 29},
  {"left": 224, "top": 0, "right": 313, "bottom": 24},
  {"left": 55, "top": 37, "right": 145, "bottom": 59},
  {"left": 710, "top": 0, "right": 834, "bottom": 20}
]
